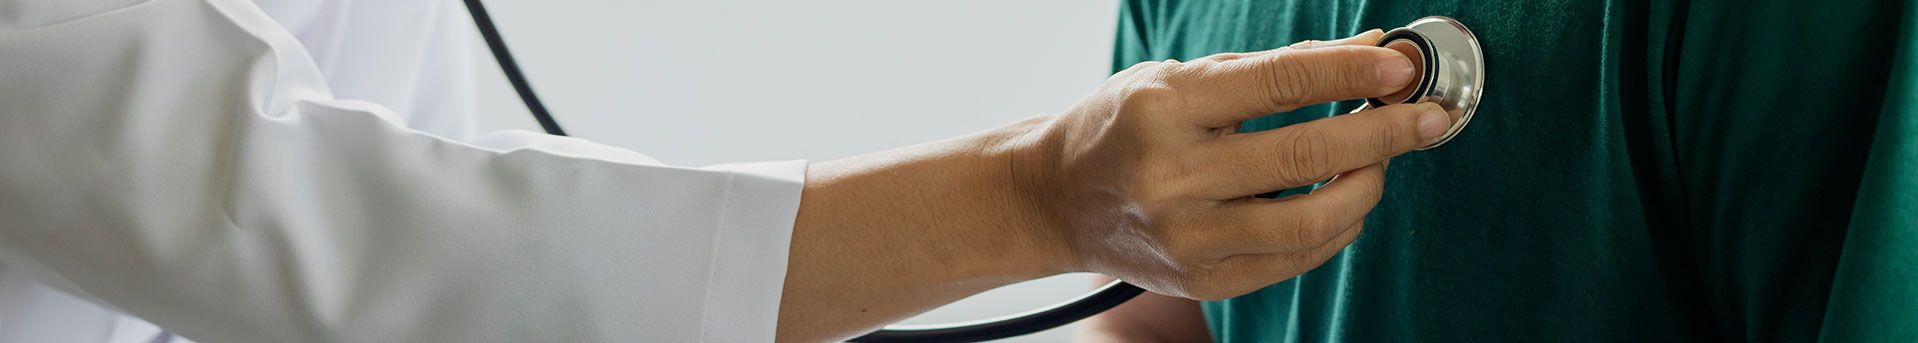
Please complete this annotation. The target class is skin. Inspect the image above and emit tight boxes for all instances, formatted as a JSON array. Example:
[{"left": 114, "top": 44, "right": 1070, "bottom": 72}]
[
  {"left": 778, "top": 30, "right": 1443, "bottom": 342},
  {"left": 1077, "top": 33, "right": 1412, "bottom": 343}
]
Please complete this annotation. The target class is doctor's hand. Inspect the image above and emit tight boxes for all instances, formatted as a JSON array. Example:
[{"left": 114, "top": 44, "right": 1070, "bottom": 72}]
[
  {"left": 1019, "top": 29, "right": 1450, "bottom": 300},
  {"left": 780, "top": 30, "right": 1450, "bottom": 342}
]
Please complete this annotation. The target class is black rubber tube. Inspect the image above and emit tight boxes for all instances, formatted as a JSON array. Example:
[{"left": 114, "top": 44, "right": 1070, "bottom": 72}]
[
  {"left": 849, "top": 281, "right": 1144, "bottom": 343},
  {"left": 461, "top": 1, "right": 1138, "bottom": 340},
  {"left": 462, "top": 0, "right": 568, "bottom": 136}
]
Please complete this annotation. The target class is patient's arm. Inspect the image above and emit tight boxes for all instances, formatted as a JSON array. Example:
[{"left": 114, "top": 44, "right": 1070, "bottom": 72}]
[{"left": 1077, "top": 275, "right": 1212, "bottom": 343}]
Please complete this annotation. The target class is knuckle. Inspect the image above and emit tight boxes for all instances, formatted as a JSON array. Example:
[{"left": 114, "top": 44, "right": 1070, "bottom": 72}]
[
  {"left": 1160, "top": 60, "right": 1214, "bottom": 90},
  {"left": 1116, "top": 81, "right": 1178, "bottom": 114},
  {"left": 1119, "top": 86, "right": 1171, "bottom": 109},
  {"left": 1287, "top": 207, "right": 1335, "bottom": 247},
  {"left": 1116, "top": 59, "right": 1176, "bottom": 80},
  {"left": 1336, "top": 50, "right": 1376, "bottom": 90},
  {"left": 1183, "top": 56, "right": 1222, "bottom": 68},
  {"left": 1277, "top": 127, "right": 1332, "bottom": 185},
  {"left": 1198, "top": 52, "right": 1248, "bottom": 62},
  {"left": 1261, "top": 53, "right": 1313, "bottom": 108},
  {"left": 1373, "top": 115, "right": 1413, "bottom": 156}
]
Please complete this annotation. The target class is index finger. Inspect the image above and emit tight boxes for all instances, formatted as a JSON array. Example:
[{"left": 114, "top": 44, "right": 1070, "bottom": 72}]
[
  {"left": 1189, "top": 29, "right": 1383, "bottom": 64},
  {"left": 1175, "top": 41, "right": 1417, "bottom": 128}
]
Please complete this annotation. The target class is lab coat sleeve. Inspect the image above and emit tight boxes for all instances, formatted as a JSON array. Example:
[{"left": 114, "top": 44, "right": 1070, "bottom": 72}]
[{"left": 0, "top": 0, "right": 803, "bottom": 342}]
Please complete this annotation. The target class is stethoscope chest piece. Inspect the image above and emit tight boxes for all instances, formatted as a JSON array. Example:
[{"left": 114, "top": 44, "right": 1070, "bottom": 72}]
[{"left": 1366, "top": 16, "right": 1485, "bottom": 150}]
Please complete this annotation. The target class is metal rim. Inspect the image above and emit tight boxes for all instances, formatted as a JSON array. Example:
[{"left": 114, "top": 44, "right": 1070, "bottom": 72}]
[{"left": 1370, "top": 16, "right": 1484, "bottom": 150}]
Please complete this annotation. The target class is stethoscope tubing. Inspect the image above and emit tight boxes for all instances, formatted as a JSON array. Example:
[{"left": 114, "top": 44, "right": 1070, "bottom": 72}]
[
  {"left": 849, "top": 281, "right": 1144, "bottom": 342},
  {"left": 464, "top": 1, "right": 1480, "bottom": 341},
  {"left": 460, "top": 1, "right": 1142, "bottom": 341},
  {"left": 464, "top": 0, "right": 569, "bottom": 137}
]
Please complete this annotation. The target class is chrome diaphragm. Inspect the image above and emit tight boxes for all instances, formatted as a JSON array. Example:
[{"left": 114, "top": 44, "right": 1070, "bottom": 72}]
[{"left": 1365, "top": 16, "right": 1485, "bottom": 150}]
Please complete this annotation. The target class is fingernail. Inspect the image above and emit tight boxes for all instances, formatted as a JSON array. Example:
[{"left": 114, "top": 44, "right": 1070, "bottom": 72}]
[
  {"left": 1377, "top": 54, "right": 1415, "bottom": 88},
  {"left": 1416, "top": 104, "right": 1449, "bottom": 145}
]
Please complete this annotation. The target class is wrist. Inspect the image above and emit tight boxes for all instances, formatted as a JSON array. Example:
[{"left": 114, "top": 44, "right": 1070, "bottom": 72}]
[
  {"left": 981, "top": 115, "right": 1081, "bottom": 278},
  {"left": 997, "top": 116, "right": 1089, "bottom": 274},
  {"left": 779, "top": 115, "right": 1078, "bottom": 340},
  {"left": 797, "top": 115, "right": 1072, "bottom": 283},
  {"left": 920, "top": 114, "right": 1089, "bottom": 283}
]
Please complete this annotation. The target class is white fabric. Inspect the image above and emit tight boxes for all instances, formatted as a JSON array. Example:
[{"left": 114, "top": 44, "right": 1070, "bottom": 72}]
[{"left": 0, "top": 0, "right": 807, "bottom": 342}]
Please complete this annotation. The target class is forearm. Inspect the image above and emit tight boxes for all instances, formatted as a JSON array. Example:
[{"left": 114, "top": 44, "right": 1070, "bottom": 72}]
[
  {"left": 777, "top": 31, "right": 1432, "bottom": 341},
  {"left": 779, "top": 116, "right": 1074, "bottom": 342}
]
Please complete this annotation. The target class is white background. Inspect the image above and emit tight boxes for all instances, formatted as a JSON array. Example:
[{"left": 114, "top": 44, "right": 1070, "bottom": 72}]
[{"left": 470, "top": 1, "right": 1123, "bottom": 341}]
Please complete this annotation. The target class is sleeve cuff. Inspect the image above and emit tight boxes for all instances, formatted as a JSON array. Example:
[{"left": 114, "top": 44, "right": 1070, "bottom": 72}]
[{"left": 697, "top": 160, "right": 808, "bottom": 342}]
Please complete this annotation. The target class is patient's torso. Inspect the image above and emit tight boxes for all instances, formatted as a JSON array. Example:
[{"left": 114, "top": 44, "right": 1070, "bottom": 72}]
[{"left": 1111, "top": 0, "right": 1917, "bottom": 341}]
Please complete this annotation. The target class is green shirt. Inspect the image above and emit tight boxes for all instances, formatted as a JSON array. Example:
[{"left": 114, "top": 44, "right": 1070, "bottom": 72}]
[{"left": 1110, "top": 0, "right": 1918, "bottom": 341}]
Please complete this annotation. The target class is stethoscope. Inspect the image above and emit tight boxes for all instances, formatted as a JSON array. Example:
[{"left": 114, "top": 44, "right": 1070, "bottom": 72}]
[{"left": 459, "top": 1, "right": 1483, "bottom": 341}]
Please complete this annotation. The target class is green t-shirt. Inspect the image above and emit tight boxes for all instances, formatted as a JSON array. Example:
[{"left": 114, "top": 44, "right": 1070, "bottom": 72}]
[{"left": 1110, "top": 0, "right": 1918, "bottom": 341}]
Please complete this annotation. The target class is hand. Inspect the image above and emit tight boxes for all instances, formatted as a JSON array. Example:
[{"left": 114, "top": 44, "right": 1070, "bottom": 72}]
[
  {"left": 777, "top": 30, "right": 1449, "bottom": 342},
  {"left": 1016, "top": 30, "right": 1452, "bottom": 300}
]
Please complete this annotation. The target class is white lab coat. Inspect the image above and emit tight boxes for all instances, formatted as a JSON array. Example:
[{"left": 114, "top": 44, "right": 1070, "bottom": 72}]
[{"left": 0, "top": 0, "right": 807, "bottom": 342}]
